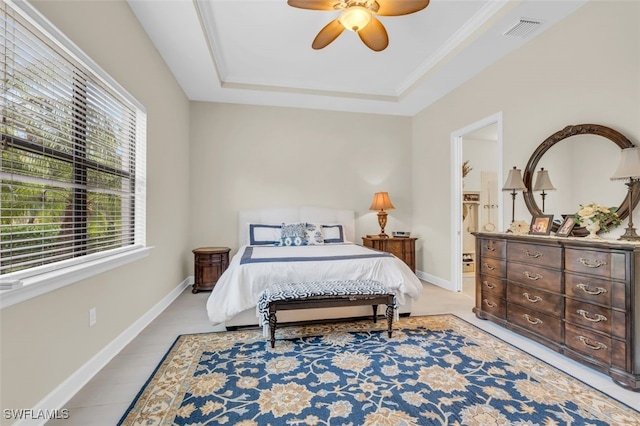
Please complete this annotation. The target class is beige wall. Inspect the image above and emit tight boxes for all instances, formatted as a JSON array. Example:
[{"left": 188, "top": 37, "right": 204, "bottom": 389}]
[
  {"left": 412, "top": 1, "right": 639, "bottom": 280},
  {"left": 189, "top": 102, "right": 413, "bottom": 255},
  {"left": 0, "top": 0, "right": 191, "bottom": 418}
]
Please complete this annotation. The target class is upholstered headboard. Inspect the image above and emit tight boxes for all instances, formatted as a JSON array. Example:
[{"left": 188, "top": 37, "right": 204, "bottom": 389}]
[{"left": 238, "top": 206, "right": 355, "bottom": 246}]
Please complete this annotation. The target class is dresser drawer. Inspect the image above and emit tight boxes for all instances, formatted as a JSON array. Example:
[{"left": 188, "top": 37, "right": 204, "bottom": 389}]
[
  {"left": 507, "top": 304, "right": 562, "bottom": 344},
  {"left": 478, "top": 274, "right": 506, "bottom": 298},
  {"left": 507, "top": 262, "right": 561, "bottom": 293},
  {"left": 565, "top": 323, "right": 612, "bottom": 366},
  {"left": 565, "top": 273, "right": 625, "bottom": 310},
  {"left": 478, "top": 238, "right": 506, "bottom": 259},
  {"left": 479, "top": 257, "right": 506, "bottom": 277},
  {"left": 565, "top": 248, "right": 625, "bottom": 280},
  {"left": 565, "top": 299, "right": 612, "bottom": 335},
  {"left": 479, "top": 291, "right": 506, "bottom": 319},
  {"left": 507, "top": 242, "right": 561, "bottom": 269},
  {"left": 507, "top": 283, "right": 563, "bottom": 317}
]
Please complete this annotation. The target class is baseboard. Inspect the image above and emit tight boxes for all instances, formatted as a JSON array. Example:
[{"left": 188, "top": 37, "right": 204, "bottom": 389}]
[
  {"left": 17, "top": 277, "right": 193, "bottom": 426},
  {"left": 415, "top": 270, "right": 456, "bottom": 291}
]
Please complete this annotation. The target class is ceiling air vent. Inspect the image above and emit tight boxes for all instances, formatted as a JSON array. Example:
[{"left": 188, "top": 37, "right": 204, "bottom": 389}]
[{"left": 502, "top": 19, "right": 541, "bottom": 38}]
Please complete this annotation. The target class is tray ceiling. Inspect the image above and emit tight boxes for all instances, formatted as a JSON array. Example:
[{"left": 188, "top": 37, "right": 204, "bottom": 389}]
[{"left": 128, "top": 0, "right": 587, "bottom": 116}]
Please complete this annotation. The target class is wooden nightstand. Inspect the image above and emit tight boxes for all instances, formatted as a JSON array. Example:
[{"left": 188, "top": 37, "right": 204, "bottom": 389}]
[
  {"left": 362, "top": 236, "right": 417, "bottom": 273},
  {"left": 192, "top": 247, "right": 230, "bottom": 293}
]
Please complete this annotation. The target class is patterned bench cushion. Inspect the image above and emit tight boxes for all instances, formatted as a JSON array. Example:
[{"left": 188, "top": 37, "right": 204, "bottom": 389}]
[{"left": 256, "top": 280, "right": 398, "bottom": 335}]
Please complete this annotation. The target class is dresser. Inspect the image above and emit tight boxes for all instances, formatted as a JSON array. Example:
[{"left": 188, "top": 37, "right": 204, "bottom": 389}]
[
  {"left": 474, "top": 232, "right": 639, "bottom": 391},
  {"left": 192, "top": 247, "right": 230, "bottom": 293},
  {"left": 362, "top": 236, "right": 417, "bottom": 272}
]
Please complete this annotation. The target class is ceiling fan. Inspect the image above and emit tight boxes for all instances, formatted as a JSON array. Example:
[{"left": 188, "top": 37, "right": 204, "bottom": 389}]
[{"left": 287, "top": 0, "right": 430, "bottom": 52}]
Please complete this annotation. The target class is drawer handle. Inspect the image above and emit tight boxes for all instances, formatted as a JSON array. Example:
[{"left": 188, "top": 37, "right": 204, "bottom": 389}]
[
  {"left": 577, "top": 309, "right": 607, "bottom": 323},
  {"left": 523, "top": 292, "right": 542, "bottom": 303},
  {"left": 483, "top": 263, "right": 496, "bottom": 271},
  {"left": 576, "top": 283, "right": 607, "bottom": 295},
  {"left": 525, "top": 250, "right": 542, "bottom": 258},
  {"left": 577, "top": 336, "right": 607, "bottom": 351},
  {"left": 523, "top": 314, "right": 542, "bottom": 325},
  {"left": 523, "top": 271, "right": 542, "bottom": 281},
  {"left": 578, "top": 258, "right": 607, "bottom": 268},
  {"left": 485, "top": 244, "right": 496, "bottom": 252},
  {"left": 483, "top": 281, "right": 496, "bottom": 289},
  {"left": 483, "top": 299, "right": 497, "bottom": 308}
]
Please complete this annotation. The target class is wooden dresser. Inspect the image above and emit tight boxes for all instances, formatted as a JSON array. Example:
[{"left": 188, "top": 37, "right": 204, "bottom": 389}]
[
  {"left": 362, "top": 236, "right": 417, "bottom": 272},
  {"left": 474, "top": 232, "right": 640, "bottom": 391}
]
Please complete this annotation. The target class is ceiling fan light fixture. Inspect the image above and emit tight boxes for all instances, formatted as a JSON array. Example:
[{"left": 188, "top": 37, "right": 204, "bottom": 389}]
[{"left": 338, "top": 6, "right": 371, "bottom": 32}]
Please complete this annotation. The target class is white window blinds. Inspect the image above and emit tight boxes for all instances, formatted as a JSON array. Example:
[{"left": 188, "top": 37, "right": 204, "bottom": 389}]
[{"left": 1, "top": 1, "right": 146, "bottom": 276}]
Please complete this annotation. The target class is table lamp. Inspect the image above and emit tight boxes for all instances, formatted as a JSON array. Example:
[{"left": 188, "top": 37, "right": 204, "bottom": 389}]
[
  {"left": 533, "top": 167, "right": 555, "bottom": 212},
  {"left": 611, "top": 147, "right": 640, "bottom": 241},
  {"left": 370, "top": 192, "right": 395, "bottom": 238},
  {"left": 502, "top": 166, "right": 527, "bottom": 226}
]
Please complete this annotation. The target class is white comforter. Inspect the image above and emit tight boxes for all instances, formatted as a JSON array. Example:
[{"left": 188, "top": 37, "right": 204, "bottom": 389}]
[{"left": 206, "top": 243, "right": 423, "bottom": 324}]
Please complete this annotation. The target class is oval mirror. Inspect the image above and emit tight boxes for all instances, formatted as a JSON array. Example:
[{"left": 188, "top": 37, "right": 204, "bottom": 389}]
[{"left": 523, "top": 124, "right": 639, "bottom": 236}]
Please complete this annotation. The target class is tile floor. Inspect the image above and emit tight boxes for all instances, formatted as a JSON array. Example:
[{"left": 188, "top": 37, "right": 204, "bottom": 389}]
[{"left": 47, "top": 280, "right": 640, "bottom": 425}]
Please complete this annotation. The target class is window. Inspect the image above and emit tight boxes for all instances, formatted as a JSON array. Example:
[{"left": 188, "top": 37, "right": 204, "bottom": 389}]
[{"left": 1, "top": 1, "right": 146, "bottom": 287}]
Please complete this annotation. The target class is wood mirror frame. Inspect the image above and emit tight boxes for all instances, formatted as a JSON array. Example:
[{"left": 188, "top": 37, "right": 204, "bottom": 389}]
[{"left": 523, "top": 124, "right": 639, "bottom": 237}]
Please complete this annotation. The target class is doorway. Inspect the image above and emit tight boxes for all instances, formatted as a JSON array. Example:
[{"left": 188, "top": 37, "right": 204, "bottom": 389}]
[{"left": 450, "top": 113, "right": 503, "bottom": 293}]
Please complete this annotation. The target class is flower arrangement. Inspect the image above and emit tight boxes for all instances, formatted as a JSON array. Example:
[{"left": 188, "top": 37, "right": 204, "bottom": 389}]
[
  {"left": 462, "top": 161, "right": 472, "bottom": 178},
  {"left": 509, "top": 220, "right": 530, "bottom": 235},
  {"left": 574, "top": 202, "right": 621, "bottom": 232}
]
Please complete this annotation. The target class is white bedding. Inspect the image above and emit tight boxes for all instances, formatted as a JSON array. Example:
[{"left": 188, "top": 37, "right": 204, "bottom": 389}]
[{"left": 206, "top": 243, "right": 423, "bottom": 325}]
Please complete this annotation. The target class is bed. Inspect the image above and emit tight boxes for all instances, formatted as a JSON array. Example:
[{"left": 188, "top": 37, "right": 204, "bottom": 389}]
[{"left": 205, "top": 206, "right": 423, "bottom": 328}]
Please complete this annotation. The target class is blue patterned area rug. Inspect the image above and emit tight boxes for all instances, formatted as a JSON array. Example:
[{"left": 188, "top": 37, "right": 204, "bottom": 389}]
[{"left": 119, "top": 315, "right": 639, "bottom": 425}]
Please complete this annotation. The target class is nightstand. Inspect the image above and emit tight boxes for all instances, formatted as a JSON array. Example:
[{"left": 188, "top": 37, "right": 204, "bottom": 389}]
[
  {"left": 362, "top": 236, "right": 417, "bottom": 273},
  {"left": 192, "top": 247, "right": 230, "bottom": 293}
]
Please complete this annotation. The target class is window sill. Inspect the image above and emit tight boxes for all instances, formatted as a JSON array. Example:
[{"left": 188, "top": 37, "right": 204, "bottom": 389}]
[{"left": 0, "top": 246, "right": 153, "bottom": 310}]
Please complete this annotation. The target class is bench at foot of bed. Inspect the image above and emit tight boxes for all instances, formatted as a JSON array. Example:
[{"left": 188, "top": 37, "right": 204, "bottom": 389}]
[{"left": 257, "top": 280, "right": 397, "bottom": 348}]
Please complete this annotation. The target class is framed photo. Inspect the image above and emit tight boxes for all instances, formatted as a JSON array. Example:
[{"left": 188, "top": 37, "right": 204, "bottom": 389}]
[
  {"left": 556, "top": 216, "right": 576, "bottom": 237},
  {"left": 529, "top": 214, "right": 554, "bottom": 235}
]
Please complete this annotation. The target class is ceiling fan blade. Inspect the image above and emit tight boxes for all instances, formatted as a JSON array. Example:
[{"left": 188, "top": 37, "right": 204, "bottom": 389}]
[
  {"left": 287, "top": 0, "right": 337, "bottom": 11},
  {"left": 375, "top": 0, "right": 430, "bottom": 16},
  {"left": 312, "top": 18, "right": 345, "bottom": 49},
  {"left": 358, "top": 17, "right": 388, "bottom": 51}
]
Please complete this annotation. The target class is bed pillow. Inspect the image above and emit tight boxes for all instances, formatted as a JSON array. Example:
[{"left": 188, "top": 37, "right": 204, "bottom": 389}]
[
  {"left": 277, "top": 222, "right": 307, "bottom": 246},
  {"left": 305, "top": 223, "right": 325, "bottom": 245},
  {"left": 248, "top": 224, "right": 282, "bottom": 246},
  {"left": 322, "top": 224, "right": 345, "bottom": 243}
]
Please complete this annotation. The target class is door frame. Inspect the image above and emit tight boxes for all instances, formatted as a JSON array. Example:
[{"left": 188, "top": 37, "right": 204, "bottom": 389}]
[{"left": 450, "top": 112, "right": 504, "bottom": 292}]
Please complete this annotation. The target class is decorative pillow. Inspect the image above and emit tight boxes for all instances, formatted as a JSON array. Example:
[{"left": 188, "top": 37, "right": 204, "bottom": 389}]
[
  {"left": 322, "top": 224, "right": 345, "bottom": 243},
  {"left": 277, "top": 222, "right": 307, "bottom": 246},
  {"left": 305, "top": 223, "right": 324, "bottom": 245},
  {"left": 248, "top": 224, "right": 282, "bottom": 246}
]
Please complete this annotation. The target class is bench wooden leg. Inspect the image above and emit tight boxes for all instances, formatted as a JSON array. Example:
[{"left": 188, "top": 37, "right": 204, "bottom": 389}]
[
  {"left": 386, "top": 304, "right": 394, "bottom": 338},
  {"left": 269, "top": 308, "right": 277, "bottom": 348},
  {"left": 372, "top": 304, "right": 378, "bottom": 323}
]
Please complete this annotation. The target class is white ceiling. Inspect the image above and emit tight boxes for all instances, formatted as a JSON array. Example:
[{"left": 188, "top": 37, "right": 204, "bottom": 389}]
[{"left": 127, "top": 0, "right": 587, "bottom": 116}]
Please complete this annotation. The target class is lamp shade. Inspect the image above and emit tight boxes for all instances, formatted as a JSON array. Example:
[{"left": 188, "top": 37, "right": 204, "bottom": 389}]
[
  {"left": 502, "top": 166, "right": 527, "bottom": 191},
  {"left": 533, "top": 167, "right": 556, "bottom": 191},
  {"left": 370, "top": 192, "right": 395, "bottom": 211},
  {"left": 611, "top": 147, "right": 640, "bottom": 180}
]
